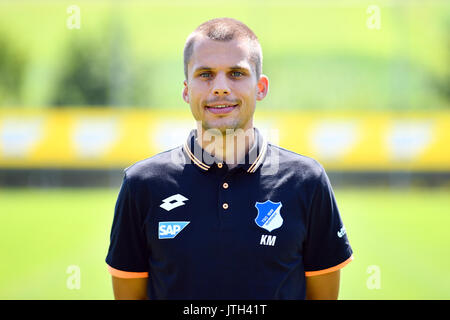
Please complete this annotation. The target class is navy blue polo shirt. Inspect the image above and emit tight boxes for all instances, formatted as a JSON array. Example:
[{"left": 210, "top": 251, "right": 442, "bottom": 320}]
[{"left": 105, "top": 127, "right": 353, "bottom": 299}]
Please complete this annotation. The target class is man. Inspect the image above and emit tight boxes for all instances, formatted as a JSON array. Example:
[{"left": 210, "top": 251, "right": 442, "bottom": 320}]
[{"left": 106, "top": 17, "right": 353, "bottom": 300}]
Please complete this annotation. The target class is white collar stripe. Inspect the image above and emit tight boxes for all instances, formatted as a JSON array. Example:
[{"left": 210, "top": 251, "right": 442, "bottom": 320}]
[
  {"left": 183, "top": 141, "right": 210, "bottom": 171},
  {"left": 247, "top": 137, "right": 268, "bottom": 173}
]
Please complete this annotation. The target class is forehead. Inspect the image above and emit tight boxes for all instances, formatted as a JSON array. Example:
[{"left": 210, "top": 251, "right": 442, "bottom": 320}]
[{"left": 190, "top": 37, "right": 252, "bottom": 71}]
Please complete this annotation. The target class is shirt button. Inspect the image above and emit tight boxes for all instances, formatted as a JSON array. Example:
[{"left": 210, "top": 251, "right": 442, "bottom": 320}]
[
  {"left": 222, "top": 182, "right": 229, "bottom": 189},
  {"left": 222, "top": 203, "right": 229, "bottom": 210},
  {"left": 217, "top": 163, "right": 223, "bottom": 168}
]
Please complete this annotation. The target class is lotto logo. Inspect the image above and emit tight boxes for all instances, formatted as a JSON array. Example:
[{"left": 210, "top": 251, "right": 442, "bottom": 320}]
[
  {"left": 158, "top": 221, "right": 190, "bottom": 239},
  {"left": 160, "top": 194, "right": 189, "bottom": 211}
]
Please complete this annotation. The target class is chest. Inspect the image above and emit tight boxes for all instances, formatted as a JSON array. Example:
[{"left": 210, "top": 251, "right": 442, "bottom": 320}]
[{"left": 143, "top": 172, "right": 310, "bottom": 265}]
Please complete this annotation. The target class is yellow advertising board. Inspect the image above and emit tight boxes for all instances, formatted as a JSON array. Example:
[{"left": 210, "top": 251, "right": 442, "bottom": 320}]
[{"left": 0, "top": 109, "right": 449, "bottom": 171}]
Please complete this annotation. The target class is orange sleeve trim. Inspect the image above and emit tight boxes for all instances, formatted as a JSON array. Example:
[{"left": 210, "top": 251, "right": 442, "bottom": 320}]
[
  {"left": 305, "top": 255, "right": 354, "bottom": 277},
  {"left": 107, "top": 265, "right": 149, "bottom": 279}
]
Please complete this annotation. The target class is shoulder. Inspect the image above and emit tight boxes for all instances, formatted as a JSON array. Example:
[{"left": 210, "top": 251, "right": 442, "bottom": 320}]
[
  {"left": 123, "top": 145, "right": 184, "bottom": 184},
  {"left": 265, "top": 143, "right": 326, "bottom": 182}
]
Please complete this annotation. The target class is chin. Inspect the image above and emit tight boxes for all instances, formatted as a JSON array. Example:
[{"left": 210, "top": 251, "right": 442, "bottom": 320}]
[{"left": 201, "top": 119, "right": 242, "bottom": 134}]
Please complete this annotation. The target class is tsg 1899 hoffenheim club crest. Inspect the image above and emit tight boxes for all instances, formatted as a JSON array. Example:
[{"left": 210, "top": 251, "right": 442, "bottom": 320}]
[{"left": 254, "top": 200, "right": 283, "bottom": 232}]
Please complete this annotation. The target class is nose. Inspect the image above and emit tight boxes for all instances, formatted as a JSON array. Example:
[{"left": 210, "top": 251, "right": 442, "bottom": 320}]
[
  {"left": 213, "top": 88, "right": 229, "bottom": 96},
  {"left": 212, "top": 74, "right": 230, "bottom": 96}
]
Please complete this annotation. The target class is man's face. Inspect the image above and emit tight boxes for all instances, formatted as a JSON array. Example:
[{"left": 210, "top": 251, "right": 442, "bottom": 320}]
[{"left": 183, "top": 37, "right": 268, "bottom": 133}]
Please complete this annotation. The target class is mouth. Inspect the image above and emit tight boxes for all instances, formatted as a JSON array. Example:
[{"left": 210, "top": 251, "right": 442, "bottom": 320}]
[{"left": 204, "top": 103, "right": 239, "bottom": 115}]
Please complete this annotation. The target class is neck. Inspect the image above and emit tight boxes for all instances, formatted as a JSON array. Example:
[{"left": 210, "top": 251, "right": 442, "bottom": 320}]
[{"left": 197, "top": 125, "right": 255, "bottom": 168}]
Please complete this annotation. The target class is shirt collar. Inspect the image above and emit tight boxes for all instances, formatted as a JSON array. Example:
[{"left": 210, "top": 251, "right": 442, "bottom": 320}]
[{"left": 182, "top": 127, "right": 268, "bottom": 173}]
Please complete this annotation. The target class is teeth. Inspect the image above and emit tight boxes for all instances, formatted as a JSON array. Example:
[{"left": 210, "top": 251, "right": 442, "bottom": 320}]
[{"left": 209, "top": 105, "right": 234, "bottom": 108}]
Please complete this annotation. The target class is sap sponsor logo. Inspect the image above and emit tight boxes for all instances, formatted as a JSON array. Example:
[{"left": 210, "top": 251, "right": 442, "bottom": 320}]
[
  {"left": 260, "top": 234, "right": 276, "bottom": 246},
  {"left": 158, "top": 221, "right": 190, "bottom": 239}
]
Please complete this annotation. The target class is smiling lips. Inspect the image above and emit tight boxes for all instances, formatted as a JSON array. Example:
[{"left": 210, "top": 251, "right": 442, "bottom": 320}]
[{"left": 205, "top": 103, "right": 239, "bottom": 114}]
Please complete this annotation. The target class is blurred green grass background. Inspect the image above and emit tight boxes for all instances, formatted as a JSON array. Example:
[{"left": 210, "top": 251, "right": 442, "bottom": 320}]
[
  {"left": 0, "top": 0, "right": 449, "bottom": 300},
  {"left": 0, "top": 187, "right": 449, "bottom": 299},
  {"left": 0, "top": 0, "right": 448, "bottom": 110}
]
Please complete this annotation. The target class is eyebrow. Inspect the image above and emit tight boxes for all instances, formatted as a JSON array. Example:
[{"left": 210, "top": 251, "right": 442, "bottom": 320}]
[
  {"left": 193, "top": 65, "right": 250, "bottom": 73},
  {"left": 193, "top": 66, "right": 212, "bottom": 73},
  {"left": 229, "top": 65, "right": 249, "bottom": 71}
]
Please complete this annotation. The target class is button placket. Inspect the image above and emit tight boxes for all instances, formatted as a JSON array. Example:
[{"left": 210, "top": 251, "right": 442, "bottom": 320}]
[
  {"left": 221, "top": 180, "right": 229, "bottom": 212},
  {"left": 218, "top": 172, "right": 232, "bottom": 216},
  {"left": 217, "top": 168, "right": 235, "bottom": 231}
]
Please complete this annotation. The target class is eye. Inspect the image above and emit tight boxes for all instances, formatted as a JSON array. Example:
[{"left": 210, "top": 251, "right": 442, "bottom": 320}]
[
  {"left": 231, "top": 71, "right": 243, "bottom": 78},
  {"left": 199, "top": 72, "right": 212, "bottom": 78}
]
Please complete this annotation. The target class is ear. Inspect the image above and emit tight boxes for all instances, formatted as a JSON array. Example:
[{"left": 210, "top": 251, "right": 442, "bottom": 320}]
[
  {"left": 182, "top": 80, "right": 189, "bottom": 103},
  {"left": 256, "top": 75, "right": 269, "bottom": 101}
]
